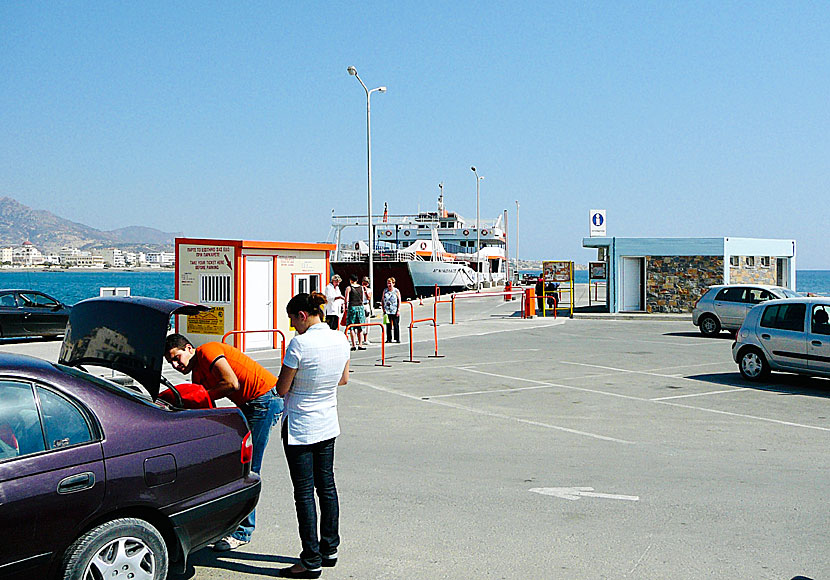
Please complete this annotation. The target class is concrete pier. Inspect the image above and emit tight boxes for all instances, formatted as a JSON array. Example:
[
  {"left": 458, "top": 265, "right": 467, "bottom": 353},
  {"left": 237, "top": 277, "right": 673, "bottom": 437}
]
[{"left": 4, "top": 296, "right": 827, "bottom": 579}]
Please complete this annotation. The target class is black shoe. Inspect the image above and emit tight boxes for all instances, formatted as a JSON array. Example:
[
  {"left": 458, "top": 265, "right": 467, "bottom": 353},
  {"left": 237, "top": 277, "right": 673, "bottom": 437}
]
[
  {"left": 279, "top": 565, "right": 322, "bottom": 579},
  {"left": 350, "top": 346, "right": 356, "bottom": 351},
  {"left": 322, "top": 556, "right": 337, "bottom": 568},
  {"left": 358, "top": 346, "right": 366, "bottom": 350}
]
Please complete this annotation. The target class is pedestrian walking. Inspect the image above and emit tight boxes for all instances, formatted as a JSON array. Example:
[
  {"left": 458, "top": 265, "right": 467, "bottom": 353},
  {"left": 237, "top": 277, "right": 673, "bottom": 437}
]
[
  {"left": 276, "top": 292, "right": 350, "bottom": 579},
  {"left": 344, "top": 274, "right": 366, "bottom": 350},
  {"left": 382, "top": 277, "right": 402, "bottom": 343},
  {"left": 323, "top": 274, "right": 344, "bottom": 330}
]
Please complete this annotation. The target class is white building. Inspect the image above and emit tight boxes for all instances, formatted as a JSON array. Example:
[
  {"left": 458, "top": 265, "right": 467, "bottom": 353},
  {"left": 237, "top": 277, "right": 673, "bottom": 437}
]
[
  {"left": 146, "top": 252, "right": 174, "bottom": 267},
  {"left": 101, "top": 248, "right": 126, "bottom": 268},
  {"left": 13, "top": 241, "right": 44, "bottom": 266},
  {"left": 0, "top": 247, "right": 13, "bottom": 264}
]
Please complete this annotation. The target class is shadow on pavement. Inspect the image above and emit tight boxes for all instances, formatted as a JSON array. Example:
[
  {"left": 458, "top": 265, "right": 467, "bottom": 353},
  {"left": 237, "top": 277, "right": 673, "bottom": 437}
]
[
  {"left": 169, "top": 548, "right": 298, "bottom": 579},
  {"left": 685, "top": 372, "right": 830, "bottom": 398},
  {"left": 663, "top": 331, "right": 735, "bottom": 340}
]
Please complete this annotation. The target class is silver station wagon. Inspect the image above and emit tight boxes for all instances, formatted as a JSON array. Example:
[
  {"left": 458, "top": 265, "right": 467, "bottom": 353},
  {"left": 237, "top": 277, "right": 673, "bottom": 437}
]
[
  {"left": 692, "top": 284, "right": 798, "bottom": 336},
  {"left": 732, "top": 297, "right": 830, "bottom": 381}
]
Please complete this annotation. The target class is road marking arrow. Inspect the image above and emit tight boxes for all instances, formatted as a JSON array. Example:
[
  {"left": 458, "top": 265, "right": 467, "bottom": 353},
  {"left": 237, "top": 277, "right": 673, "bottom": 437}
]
[{"left": 529, "top": 487, "right": 639, "bottom": 502}]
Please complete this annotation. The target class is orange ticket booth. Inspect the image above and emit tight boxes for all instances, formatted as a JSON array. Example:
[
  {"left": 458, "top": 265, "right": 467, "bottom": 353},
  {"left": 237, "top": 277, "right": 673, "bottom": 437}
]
[{"left": 174, "top": 238, "right": 335, "bottom": 351}]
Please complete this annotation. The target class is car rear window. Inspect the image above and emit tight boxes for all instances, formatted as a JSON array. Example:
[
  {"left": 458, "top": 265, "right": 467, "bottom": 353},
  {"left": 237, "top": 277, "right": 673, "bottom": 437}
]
[
  {"left": 53, "top": 364, "right": 160, "bottom": 407},
  {"left": 760, "top": 303, "right": 806, "bottom": 332},
  {"left": 715, "top": 287, "right": 746, "bottom": 302}
]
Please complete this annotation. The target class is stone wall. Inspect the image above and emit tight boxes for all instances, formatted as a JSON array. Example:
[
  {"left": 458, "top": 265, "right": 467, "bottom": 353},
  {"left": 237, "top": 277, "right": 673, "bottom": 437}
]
[
  {"left": 729, "top": 257, "right": 777, "bottom": 285},
  {"left": 646, "top": 256, "right": 724, "bottom": 313}
]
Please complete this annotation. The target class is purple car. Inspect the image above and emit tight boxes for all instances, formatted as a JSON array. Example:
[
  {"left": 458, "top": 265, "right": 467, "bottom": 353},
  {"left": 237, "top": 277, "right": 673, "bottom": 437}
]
[{"left": 0, "top": 297, "right": 260, "bottom": 580}]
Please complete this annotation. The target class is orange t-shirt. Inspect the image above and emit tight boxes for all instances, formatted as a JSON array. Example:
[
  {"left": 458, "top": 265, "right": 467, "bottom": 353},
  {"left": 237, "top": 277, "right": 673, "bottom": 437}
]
[{"left": 192, "top": 342, "right": 277, "bottom": 407}]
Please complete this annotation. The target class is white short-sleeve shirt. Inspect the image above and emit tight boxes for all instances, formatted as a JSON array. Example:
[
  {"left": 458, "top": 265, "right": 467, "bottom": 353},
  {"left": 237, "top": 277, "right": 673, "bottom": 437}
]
[
  {"left": 282, "top": 322, "right": 350, "bottom": 445},
  {"left": 324, "top": 283, "right": 344, "bottom": 316}
]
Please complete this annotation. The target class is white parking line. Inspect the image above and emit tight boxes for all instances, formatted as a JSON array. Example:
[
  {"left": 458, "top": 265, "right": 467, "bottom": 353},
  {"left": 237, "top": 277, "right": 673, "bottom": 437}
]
[
  {"left": 650, "top": 388, "right": 751, "bottom": 401},
  {"left": 445, "top": 367, "right": 830, "bottom": 433},
  {"left": 350, "top": 377, "right": 636, "bottom": 445}
]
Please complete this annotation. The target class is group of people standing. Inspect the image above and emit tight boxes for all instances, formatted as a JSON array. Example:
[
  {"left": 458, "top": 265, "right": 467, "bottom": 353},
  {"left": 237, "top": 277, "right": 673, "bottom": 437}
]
[
  {"left": 164, "top": 291, "right": 351, "bottom": 579},
  {"left": 323, "top": 273, "right": 402, "bottom": 346}
]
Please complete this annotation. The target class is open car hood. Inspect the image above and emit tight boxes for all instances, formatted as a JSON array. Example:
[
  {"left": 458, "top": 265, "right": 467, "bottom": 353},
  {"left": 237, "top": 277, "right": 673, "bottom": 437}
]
[{"left": 59, "top": 297, "right": 209, "bottom": 399}]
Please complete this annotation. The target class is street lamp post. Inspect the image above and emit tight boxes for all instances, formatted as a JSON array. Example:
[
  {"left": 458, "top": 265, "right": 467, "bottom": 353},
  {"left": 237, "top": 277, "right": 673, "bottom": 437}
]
[
  {"left": 515, "top": 200, "right": 520, "bottom": 283},
  {"left": 348, "top": 66, "right": 386, "bottom": 304},
  {"left": 471, "top": 166, "right": 483, "bottom": 291}
]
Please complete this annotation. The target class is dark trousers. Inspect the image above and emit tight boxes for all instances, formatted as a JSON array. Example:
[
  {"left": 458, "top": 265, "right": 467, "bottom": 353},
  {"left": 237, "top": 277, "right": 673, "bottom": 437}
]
[
  {"left": 283, "top": 424, "right": 339, "bottom": 570},
  {"left": 325, "top": 314, "right": 340, "bottom": 330},
  {"left": 386, "top": 312, "right": 400, "bottom": 342}
]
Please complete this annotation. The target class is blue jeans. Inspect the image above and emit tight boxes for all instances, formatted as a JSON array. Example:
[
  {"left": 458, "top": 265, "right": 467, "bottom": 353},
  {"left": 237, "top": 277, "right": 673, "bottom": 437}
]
[
  {"left": 232, "top": 388, "right": 283, "bottom": 541},
  {"left": 282, "top": 422, "right": 339, "bottom": 570}
]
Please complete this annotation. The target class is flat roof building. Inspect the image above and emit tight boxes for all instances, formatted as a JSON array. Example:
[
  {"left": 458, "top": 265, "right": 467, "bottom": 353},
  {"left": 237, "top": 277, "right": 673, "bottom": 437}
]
[{"left": 582, "top": 237, "right": 796, "bottom": 313}]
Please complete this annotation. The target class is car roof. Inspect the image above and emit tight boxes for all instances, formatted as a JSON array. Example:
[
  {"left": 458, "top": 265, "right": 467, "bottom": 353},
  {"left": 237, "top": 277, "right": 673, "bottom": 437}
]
[
  {"left": 707, "top": 284, "right": 787, "bottom": 290},
  {"left": 756, "top": 296, "right": 830, "bottom": 306}
]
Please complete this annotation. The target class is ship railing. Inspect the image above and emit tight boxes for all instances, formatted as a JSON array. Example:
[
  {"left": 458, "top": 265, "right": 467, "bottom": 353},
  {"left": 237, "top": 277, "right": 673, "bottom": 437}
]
[{"left": 335, "top": 249, "right": 420, "bottom": 262}]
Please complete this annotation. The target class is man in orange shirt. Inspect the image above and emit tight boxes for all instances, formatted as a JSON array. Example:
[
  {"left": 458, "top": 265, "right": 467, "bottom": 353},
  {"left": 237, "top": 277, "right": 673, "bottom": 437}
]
[{"left": 164, "top": 333, "right": 283, "bottom": 551}]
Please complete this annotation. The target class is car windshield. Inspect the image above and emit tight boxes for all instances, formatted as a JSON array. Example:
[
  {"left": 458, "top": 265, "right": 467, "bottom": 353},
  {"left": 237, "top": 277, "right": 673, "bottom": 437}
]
[
  {"left": 52, "top": 364, "right": 164, "bottom": 408},
  {"left": 777, "top": 288, "right": 799, "bottom": 298}
]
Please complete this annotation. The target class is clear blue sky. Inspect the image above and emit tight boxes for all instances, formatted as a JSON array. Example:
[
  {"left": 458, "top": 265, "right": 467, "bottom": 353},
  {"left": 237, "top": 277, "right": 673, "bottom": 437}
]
[{"left": 2, "top": 2, "right": 828, "bottom": 268}]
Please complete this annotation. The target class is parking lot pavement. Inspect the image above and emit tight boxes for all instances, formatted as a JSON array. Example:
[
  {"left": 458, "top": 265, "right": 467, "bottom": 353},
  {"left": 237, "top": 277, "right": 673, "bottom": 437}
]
[{"left": 5, "top": 305, "right": 829, "bottom": 579}]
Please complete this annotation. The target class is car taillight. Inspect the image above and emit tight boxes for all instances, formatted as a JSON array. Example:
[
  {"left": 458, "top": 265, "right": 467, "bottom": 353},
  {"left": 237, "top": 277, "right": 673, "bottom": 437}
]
[{"left": 241, "top": 431, "right": 253, "bottom": 464}]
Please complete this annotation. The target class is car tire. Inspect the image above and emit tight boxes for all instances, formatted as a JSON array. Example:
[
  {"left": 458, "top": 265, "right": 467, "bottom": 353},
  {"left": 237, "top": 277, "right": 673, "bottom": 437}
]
[
  {"left": 61, "top": 518, "right": 168, "bottom": 580},
  {"left": 739, "top": 347, "right": 770, "bottom": 381},
  {"left": 699, "top": 314, "right": 721, "bottom": 337}
]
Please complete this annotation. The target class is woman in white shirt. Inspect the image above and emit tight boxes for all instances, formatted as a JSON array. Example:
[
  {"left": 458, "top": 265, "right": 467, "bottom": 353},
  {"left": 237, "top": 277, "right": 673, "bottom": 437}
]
[{"left": 277, "top": 292, "right": 350, "bottom": 579}]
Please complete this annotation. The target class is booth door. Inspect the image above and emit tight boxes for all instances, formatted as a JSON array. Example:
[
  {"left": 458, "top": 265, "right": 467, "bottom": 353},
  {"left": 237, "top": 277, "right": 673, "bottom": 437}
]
[
  {"left": 621, "top": 257, "right": 644, "bottom": 312},
  {"left": 244, "top": 257, "right": 273, "bottom": 350}
]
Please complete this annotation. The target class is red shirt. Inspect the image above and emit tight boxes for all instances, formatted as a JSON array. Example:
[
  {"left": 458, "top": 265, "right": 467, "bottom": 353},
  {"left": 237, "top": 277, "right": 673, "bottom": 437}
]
[{"left": 191, "top": 342, "right": 276, "bottom": 407}]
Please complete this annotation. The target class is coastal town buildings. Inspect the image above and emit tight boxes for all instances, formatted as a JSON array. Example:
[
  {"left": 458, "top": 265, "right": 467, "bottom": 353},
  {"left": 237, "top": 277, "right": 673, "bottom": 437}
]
[{"left": 0, "top": 242, "right": 172, "bottom": 269}]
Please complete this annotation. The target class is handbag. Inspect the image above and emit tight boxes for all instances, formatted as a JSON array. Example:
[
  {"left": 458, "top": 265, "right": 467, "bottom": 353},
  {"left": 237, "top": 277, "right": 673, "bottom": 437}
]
[{"left": 382, "top": 313, "right": 389, "bottom": 324}]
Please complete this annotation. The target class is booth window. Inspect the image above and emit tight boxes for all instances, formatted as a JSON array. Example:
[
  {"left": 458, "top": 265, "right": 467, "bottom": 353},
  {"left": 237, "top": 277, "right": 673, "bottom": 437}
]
[
  {"left": 200, "top": 274, "right": 232, "bottom": 304},
  {"left": 760, "top": 256, "right": 770, "bottom": 268},
  {"left": 293, "top": 274, "right": 320, "bottom": 295},
  {"left": 745, "top": 256, "right": 755, "bottom": 267},
  {"left": 729, "top": 256, "right": 739, "bottom": 267}
]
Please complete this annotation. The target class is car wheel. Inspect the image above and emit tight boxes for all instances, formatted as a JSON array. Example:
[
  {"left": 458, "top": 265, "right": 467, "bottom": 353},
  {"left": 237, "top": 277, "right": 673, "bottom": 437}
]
[
  {"left": 699, "top": 314, "right": 721, "bottom": 336},
  {"left": 61, "top": 518, "right": 168, "bottom": 580},
  {"left": 739, "top": 347, "right": 770, "bottom": 381}
]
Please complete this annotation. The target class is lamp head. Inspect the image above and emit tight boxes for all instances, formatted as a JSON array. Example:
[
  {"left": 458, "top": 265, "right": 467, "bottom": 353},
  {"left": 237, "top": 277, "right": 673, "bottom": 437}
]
[
  {"left": 378, "top": 86, "right": 387, "bottom": 92},
  {"left": 471, "top": 166, "right": 476, "bottom": 172},
  {"left": 347, "top": 66, "right": 357, "bottom": 76}
]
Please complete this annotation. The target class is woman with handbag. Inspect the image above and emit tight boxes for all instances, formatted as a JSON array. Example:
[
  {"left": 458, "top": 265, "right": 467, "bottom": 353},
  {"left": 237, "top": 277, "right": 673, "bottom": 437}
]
[
  {"left": 343, "top": 274, "right": 366, "bottom": 350},
  {"left": 382, "top": 277, "right": 402, "bottom": 343}
]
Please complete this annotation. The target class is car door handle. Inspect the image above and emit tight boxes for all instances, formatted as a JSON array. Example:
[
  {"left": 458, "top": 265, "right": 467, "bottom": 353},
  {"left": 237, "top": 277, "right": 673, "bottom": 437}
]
[
  {"left": 57, "top": 472, "right": 95, "bottom": 494},
  {"left": 812, "top": 340, "right": 823, "bottom": 346},
  {"left": 761, "top": 334, "right": 770, "bottom": 340}
]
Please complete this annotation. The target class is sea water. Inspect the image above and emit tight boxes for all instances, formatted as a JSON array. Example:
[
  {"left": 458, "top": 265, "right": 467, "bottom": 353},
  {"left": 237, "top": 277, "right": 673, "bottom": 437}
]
[
  {"left": 0, "top": 270, "right": 174, "bottom": 305},
  {"left": 1, "top": 269, "right": 828, "bottom": 305},
  {"left": 519, "top": 269, "right": 830, "bottom": 295}
]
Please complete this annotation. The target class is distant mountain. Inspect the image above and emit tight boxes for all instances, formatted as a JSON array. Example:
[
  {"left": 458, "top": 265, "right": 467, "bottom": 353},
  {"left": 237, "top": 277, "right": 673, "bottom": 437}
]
[{"left": 0, "top": 196, "right": 182, "bottom": 251}]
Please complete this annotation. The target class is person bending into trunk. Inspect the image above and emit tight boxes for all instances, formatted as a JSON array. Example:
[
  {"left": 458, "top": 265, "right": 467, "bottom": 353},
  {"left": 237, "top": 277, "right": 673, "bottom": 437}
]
[
  {"left": 164, "top": 333, "right": 283, "bottom": 551},
  {"left": 276, "top": 292, "right": 350, "bottom": 579}
]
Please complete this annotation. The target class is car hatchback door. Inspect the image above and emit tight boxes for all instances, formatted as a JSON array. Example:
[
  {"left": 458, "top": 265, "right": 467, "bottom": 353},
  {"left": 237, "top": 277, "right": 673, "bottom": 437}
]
[
  {"left": 807, "top": 304, "right": 830, "bottom": 375},
  {"left": 758, "top": 302, "right": 809, "bottom": 371}
]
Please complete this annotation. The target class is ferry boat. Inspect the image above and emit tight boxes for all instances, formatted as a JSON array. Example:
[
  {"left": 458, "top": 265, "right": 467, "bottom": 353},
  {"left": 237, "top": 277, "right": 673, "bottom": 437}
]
[{"left": 329, "top": 192, "right": 507, "bottom": 299}]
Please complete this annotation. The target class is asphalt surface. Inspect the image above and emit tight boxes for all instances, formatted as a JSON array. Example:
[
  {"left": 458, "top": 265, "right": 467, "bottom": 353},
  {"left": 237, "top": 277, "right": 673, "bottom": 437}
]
[{"left": 5, "top": 295, "right": 828, "bottom": 579}]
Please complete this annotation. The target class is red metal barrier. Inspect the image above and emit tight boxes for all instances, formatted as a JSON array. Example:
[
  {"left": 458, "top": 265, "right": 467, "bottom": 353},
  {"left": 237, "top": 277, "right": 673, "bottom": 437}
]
[
  {"left": 222, "top": 329, "right": 287, "bottom": 363},
  {"left": 450, "top": 290, "right": 526, "bottom": 324},
  {"left": 344, "top": 323, "right": 390, "bottom": 367}
]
